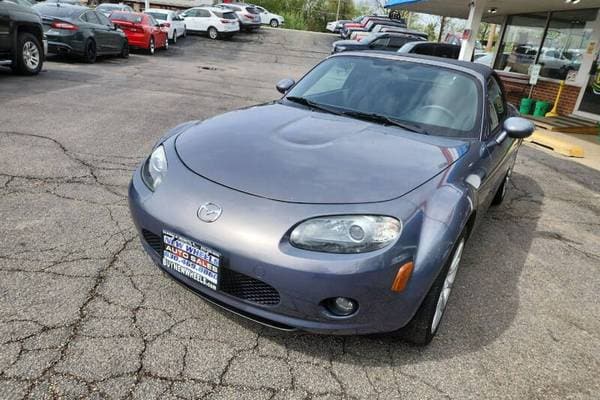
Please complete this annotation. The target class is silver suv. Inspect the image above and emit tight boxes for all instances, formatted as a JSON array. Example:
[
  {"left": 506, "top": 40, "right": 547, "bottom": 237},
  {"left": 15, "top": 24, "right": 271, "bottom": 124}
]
[{"left": 214, "top": 2, "right": 260, "bottom": 31}]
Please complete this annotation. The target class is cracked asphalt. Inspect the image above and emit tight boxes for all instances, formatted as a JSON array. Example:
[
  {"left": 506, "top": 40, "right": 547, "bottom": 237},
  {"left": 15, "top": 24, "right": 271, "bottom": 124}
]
[{"left": 1, "top": 28, "right": 599, "bottom": 400}]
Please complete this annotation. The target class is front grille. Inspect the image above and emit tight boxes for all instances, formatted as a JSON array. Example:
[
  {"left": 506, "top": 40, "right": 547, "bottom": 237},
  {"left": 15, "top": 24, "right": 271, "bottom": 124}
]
[
  {"left": 220, "top": 268, "right": 280, "bottom": 306},
  {"left": 142, "top": 229, "right": 280, "bottom": 306},
  {"left": 142, "top": 229, "right": 162, "bottom": 254}
]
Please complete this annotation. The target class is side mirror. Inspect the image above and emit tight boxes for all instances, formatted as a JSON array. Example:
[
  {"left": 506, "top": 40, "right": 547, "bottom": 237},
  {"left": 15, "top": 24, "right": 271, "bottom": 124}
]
[
  {"left": 503, "top": 117, "right": 535, "bottom": 139},
  {"left": 276, "top": 78, "right": 295, "bottom": 94}
]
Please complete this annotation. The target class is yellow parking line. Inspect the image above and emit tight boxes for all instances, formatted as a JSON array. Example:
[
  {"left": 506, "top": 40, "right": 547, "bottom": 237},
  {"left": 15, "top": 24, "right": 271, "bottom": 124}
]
[{"left": 524, "top": 130, "right": 585, "bottom": 158}]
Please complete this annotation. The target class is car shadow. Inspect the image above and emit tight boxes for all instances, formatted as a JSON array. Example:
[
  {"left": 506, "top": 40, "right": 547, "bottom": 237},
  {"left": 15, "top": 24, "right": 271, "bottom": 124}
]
[{"left": 209, "top": 171, "right": 543, "bottom": 364}]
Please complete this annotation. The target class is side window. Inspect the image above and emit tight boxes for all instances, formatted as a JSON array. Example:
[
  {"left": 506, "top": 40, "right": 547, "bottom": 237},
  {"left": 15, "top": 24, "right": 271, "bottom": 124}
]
[
  {"left": 388, "top": 36, "right": 409, "bottom": 49},
  {"left": 369, "top": 37, "right": 390, "bottom": 50},
  {"left": 85, "top": 11, "right": 100, "bottom": 24},
  {"left": 96, "top": 12, "right": 111, "bottom": 26},
  {"left": 198, "top": 9, "right": 210, "bottom": 18},
  {"left": 412, "top": 44, "right": 435, "bottom": 56},
  {"left": 487, "top": 78, "right": 506, "bottom": 132}
]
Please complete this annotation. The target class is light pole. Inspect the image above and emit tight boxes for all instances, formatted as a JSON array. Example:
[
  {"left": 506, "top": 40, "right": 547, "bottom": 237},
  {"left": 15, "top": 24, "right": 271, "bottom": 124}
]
[
  {"left": 336, "top": 0, "right": 341, "bottom": 21},
  {"left": 145, "top": 0, "right": 149, "bottom": 11}
]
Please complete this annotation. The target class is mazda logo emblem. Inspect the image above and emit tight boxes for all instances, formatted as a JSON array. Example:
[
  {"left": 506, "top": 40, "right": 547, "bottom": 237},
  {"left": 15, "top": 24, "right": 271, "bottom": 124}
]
[{"left": 197, "top": 202, "right": 222, "bottom": 223}]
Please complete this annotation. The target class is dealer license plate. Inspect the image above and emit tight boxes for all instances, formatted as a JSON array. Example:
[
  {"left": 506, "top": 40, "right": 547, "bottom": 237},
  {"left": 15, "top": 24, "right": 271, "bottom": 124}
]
[{"left": 162, "top": 230, "right": 221, "bottom": 290}]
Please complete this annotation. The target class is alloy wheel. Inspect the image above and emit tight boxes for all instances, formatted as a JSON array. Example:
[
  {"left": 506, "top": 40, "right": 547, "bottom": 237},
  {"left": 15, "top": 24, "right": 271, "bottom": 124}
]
[
  {"left": 209, "top": 28, "right": 218, "bottom": 40},
  {"left": 22, "top": 41, "right": 40, "bottom": 71},
  {"left": 270, "top": 19, "right": 279, "bottom": 28},
  {"left": 431, "top": 239, "right": 465, "bottom": 333},
  {"left": 149, "top": 38, "right": 155, "bottom": 54},
  {"left": 173, "top": 31, "right": 177, "bottom": 43}
]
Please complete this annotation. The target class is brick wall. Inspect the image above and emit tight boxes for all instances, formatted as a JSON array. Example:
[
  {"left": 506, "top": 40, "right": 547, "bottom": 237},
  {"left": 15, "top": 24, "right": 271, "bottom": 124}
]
[{"left": 498, "top": 74, "right": 582, "bottom": 116}]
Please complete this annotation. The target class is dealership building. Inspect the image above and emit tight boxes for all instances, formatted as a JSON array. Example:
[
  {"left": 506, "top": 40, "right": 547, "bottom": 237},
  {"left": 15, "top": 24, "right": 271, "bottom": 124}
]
[{"left": 386, "top": 0, "right": 600, "bottom": 123}]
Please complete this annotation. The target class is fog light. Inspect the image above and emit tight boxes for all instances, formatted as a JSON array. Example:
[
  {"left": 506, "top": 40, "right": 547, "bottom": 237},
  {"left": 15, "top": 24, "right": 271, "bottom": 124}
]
[{"left": 325, "top": 297, "right": 358, "bottom": 316}]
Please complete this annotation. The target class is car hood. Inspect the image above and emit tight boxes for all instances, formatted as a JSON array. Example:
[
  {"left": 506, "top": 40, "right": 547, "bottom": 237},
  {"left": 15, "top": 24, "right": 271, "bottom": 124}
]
[{"left": 175, "top": 103, "right": 470, "bottom": 204}]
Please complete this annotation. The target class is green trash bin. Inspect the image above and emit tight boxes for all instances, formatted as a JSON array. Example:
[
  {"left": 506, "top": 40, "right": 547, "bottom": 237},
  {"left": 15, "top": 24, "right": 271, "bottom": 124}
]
[
  {"left": 519, "top": 98, "right": 534, "bottom": 115},
  {"left": 533, "top": 100, "right": 550, "bottom": 117}
]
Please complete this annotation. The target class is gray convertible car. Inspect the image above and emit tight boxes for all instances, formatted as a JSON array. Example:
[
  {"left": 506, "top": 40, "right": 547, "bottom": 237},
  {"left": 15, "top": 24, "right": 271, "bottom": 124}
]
[{"left": 128, "top": 52, "right": 534, "bottom": 345}]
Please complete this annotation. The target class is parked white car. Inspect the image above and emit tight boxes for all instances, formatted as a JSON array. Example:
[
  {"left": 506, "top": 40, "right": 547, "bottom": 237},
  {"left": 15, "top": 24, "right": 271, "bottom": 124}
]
[
  {"left": 144, "top": 8, "right": 187, "bottom": 43},
  {"left": 181, "top": 6, "right": 240, "bottom": 39},
  {"left": 253, "top": 5, "right": 284, "bottom": 27}
]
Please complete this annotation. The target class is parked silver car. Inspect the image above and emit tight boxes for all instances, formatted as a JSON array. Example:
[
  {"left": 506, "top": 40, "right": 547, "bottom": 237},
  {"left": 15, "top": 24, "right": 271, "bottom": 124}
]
[{"left": 214, "top": 2, "right": 260, "bottom": 31}]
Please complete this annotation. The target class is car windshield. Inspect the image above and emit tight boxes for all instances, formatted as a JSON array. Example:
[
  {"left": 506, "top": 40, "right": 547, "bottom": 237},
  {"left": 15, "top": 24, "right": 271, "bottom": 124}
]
[
  {"left": 110, "top": 12, "right": 142, "bottom": 23},
  {"left": 146, "top": 12, "right": 167, "bottom": 21},
  {"left": 285, "top": 56, "right": 481, "bottom": 138}
]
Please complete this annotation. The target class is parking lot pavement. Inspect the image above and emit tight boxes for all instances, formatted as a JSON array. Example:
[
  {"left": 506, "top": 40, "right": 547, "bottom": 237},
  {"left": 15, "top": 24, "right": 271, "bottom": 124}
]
[{"left": 0, "top": 28, "right": 599, "bottom": 400}]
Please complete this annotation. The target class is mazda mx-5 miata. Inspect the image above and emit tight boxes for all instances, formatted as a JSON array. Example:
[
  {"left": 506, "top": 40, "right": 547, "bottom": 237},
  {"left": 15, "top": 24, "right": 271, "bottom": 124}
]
[{"left": 129, "top": 52, "right": 534, "bottom": 345}]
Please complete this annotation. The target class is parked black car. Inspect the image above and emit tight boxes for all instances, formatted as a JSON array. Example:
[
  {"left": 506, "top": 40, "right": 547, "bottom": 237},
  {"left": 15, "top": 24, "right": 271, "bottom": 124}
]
[
  {"left": 398, "top": 41, "right": 462, "bottom": 59},
  {"left": 33, "top": 3, "right": 128, "bottom": 63},
  {"left": 0, "top": 0, "right": 45, "bottom": 75},
  {"left": 332, "top": 32, "right": 427, "bottom": 54}
]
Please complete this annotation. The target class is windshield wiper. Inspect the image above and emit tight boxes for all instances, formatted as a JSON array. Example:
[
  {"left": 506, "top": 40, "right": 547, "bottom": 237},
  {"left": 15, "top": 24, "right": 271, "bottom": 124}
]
[
  {"left": 284, "top": 96, "right": 345, "bottom": 116},
  {"left": 285, "top": 97, "right": 428, "bottom": 135},
  {"left": 340, "top": 110, "right": 428, "bottom": 135}
]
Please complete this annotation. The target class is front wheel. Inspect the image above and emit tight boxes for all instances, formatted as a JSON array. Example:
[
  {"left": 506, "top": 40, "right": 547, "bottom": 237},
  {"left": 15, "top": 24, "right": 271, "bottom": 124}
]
[
  {"left": 208, "top": 27, "right": 218, "bottom": 40},
  {"left": 164, "top": 36, "right": 169, "bottom": 50},
  {"left": 270, "top": 19, "right": 279, "bottom": 28},
  {"left": 491, "top": 171, "right": 510, "bottom": 206},
  {"left": 398, "top": 234, "right": 467, "bottom": 346},
  {"left": 13, "top": 32, "right": 43, "bottom": 75},
  {"left": 172, "top": 30, "right": 177, "bottom": 44}
]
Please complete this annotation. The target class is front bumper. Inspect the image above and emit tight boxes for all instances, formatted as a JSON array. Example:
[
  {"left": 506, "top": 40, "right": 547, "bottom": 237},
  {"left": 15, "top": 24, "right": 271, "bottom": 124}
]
[{"left": 127, "top": 138, "right": 436, "bottom": 335}]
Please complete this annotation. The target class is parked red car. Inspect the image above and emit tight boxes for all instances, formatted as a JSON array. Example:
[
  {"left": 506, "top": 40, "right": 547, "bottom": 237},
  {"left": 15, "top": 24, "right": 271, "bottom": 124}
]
[{"left": 109, "top": 12, "right": 168, "bottom": 55}]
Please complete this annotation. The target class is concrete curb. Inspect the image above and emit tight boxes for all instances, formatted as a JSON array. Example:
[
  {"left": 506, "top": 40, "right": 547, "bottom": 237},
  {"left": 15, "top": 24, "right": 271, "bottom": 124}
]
[{"left": 525, "top": 130, "right": 585, "bottom": 158}]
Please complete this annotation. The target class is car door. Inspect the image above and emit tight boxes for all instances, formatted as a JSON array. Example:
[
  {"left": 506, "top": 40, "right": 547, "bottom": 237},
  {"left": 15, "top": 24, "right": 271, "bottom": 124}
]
[
  {"left": 0, "top": 1, "right": 11, "bottom": 53},
  {"left": 96, "top": 11, "right": 120, "bottom": 53},
  {"left": 478, "top": 77, "right": 516, "bottom": 210},
  {"left": 82, "top": 11, "right": 110, "bottom": 54},
  {"left": 174, "top": 13, "right": 185, "bottom": 35},
  {"left": 196, "top": 9, "right": 211, "bottom": 32},
  {"left": 182, "top": 9, "right": 200, "bottom": 31}
]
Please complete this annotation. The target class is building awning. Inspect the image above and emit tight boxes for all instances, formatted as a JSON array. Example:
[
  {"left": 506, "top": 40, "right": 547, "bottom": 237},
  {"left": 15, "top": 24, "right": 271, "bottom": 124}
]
[
  {"left": 386, "top": 0, "right": 600, "bottom": 19},
  {"left": 384, "top": 0, "right": 429, "bottom": 8}
]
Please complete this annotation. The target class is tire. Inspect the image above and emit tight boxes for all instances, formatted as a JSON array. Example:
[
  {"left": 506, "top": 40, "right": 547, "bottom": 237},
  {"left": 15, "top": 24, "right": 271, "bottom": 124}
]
[
  {"left": 270, "top": 19, "right": 279, "bottom": 28},
  {"left": 208, "top": 27, "right": 218, "bottom": 40},
  {"left": 397, "top": 234, "right": 467, "bottom": 346},
  {"left": 164, "top": 36, "right": 169, "bottom": 50},
  {"left": 13, "top": 32, "right": 43, "bottom": 75},
  {"left": 83, "top": 39, "right": 97, "bottom": 63},
  {"left": 148, "top": 37, "right": 155, "bottom": 55},
  {"left": 120, "top": 40, "right": 129, "bottom": 58},
  {"left": 172, "top": 30, "right": 177, "bottom": 44},
  {"left": 491, "top": 171, "right": 510, "bottom": 206},
  {"left": 183, "top": 27, "right": 187, "bottom": 38}
]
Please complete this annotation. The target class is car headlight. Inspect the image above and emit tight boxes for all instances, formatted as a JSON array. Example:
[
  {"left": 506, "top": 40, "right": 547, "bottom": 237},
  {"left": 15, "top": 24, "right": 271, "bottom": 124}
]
[
  {"left": 289, "top": 215, "right": 401, "bottom": 254},
  {"left": 141, "top": 145, "right": 168, "bottom": 191}
]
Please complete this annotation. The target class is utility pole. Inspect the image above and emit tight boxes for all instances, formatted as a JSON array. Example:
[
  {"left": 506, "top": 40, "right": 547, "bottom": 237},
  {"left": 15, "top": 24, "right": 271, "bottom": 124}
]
[{"left": 336, "top": 0, "right": 341, "bottom": 21}]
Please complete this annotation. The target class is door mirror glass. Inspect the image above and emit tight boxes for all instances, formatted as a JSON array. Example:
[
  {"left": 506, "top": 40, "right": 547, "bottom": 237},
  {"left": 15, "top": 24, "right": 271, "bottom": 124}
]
[
  {"left": 276, "top": 78, "right": 295, "bottom": 94},
  {"left": 503, "top": 117, "right": 535, "bottom": 139}
]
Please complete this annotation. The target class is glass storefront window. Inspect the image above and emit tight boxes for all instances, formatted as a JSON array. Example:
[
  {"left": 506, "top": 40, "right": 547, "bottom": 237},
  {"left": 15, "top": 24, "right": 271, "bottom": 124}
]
[
  {"left": 539, "top": 10, "right": 595, "bottom": 80},
  {"left": 494, "top": 9, "right": 598, "bottom": 80},
  {"left": 495, "top": 13, "right": 547, "bottom": 74}
]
